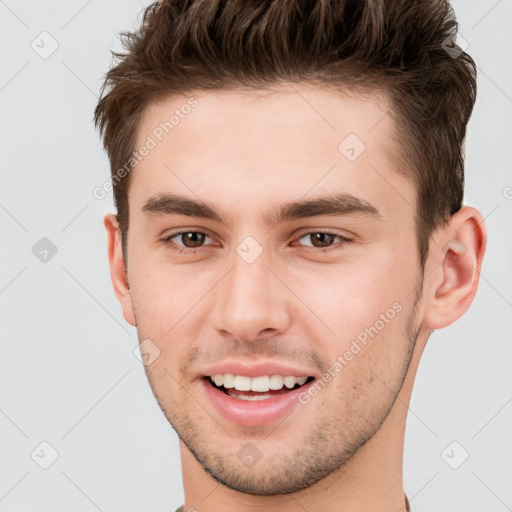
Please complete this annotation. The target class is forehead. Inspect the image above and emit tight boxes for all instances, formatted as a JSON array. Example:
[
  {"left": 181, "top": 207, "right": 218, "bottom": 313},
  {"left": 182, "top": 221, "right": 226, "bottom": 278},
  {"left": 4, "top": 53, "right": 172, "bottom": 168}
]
[
  {"left": 136, "top": 84, "right": 394, "bottom": 155},
  {"left": 130, "top": 84, "right": 415, "bottom": 224}
]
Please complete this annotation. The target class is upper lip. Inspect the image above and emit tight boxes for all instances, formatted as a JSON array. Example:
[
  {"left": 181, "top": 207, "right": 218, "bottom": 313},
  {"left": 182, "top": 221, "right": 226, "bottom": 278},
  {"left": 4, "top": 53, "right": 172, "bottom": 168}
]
[{"left": 199, "top": 359, "right": 317, "bottom": 379}]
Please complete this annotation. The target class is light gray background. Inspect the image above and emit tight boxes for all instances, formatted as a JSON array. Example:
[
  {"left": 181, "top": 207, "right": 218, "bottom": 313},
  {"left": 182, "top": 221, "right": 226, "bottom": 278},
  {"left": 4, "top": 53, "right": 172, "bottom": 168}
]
[{"left": 1, "top": 1, "right": 511, "bottom": 511}]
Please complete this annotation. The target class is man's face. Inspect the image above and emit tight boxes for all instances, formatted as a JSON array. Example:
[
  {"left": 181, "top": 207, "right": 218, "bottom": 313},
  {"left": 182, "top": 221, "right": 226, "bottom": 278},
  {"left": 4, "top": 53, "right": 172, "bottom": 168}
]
[{"left": 123, "top": 84, "right": 425, "bottom": 494}]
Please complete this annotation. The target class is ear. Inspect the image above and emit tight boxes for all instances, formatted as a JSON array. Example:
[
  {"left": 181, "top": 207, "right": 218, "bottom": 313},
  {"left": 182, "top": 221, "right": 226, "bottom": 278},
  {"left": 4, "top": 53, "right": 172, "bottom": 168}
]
[
  {"left": 104, "top": 214, "right": 136, "bottom": 326},
  {"left": 423, "top": 206, "right": 487, "bottom": 330}
]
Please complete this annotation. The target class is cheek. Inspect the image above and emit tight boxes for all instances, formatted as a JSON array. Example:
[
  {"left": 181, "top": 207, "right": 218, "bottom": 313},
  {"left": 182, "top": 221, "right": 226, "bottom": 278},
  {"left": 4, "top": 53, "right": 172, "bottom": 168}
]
[
  {"left": 128, "top": 262, "right": 213, "bottom": 358},
  {"left": 316, "top": 260, "right": 405, "bottom": 304},
  {"left": 296, "top": 259, "right": 413, "bottom": 351}
]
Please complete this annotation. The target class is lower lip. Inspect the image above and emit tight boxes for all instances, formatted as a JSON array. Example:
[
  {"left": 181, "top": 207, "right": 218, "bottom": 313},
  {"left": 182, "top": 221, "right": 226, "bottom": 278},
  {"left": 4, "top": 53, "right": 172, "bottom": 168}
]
[{"left": 200, "top": 378, "right": 313, "bottom": 426}]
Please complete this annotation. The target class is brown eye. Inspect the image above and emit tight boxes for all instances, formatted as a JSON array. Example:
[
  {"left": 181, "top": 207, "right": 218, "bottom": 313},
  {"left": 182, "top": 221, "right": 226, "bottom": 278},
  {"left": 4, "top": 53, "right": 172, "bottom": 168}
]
[
  {"left": 296, "top": 232, "right": 352, "bottom": 251},
  {"left": 165, "top": 231, "right": 213, "bottom": 250},
  {"left": 308, "top": 233, "right": 337, "bottom": 248},
  {"left": 180, "top": 232, "right": 206, "bottom": 248}
]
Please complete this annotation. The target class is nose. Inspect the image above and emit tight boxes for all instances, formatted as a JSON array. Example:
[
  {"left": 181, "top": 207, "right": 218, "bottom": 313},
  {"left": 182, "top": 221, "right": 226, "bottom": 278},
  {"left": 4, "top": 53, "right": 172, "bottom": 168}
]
[{"left": 210, "top": 246, "right": 292, "bottom": 343}]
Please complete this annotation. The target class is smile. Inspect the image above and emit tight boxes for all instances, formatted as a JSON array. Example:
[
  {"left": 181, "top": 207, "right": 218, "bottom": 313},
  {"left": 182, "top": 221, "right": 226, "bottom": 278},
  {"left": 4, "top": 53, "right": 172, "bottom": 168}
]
[
  {"left": 207, "top": 374, "right": 314, "bottom": 400},
  {"left": 201, "top": 373, "right": 316, "bottom": 425}
]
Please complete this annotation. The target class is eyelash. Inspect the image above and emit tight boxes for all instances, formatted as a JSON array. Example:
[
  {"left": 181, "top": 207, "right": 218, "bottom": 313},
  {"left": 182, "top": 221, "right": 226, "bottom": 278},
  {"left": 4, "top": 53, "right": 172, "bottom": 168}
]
[{"left": 163, "top": 230, "right": 352, "bottom": 254}]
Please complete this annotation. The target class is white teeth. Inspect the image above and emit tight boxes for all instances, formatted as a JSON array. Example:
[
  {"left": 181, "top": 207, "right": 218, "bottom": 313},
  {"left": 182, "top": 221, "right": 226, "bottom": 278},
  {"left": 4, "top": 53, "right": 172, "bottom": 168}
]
[
  {"left": 251, "top": 375, "right": 270, "bottom": 392},
  {"left": 233, "top": 375, "right": 251, "bottom": 391},
  {"left": 269, "top": 375, "right": 284, "bottom": 390},
  {"left": 209, "top": 374, "right": 310, "bottom": 392},
  {"left": 283, "top": 376, "right": 296, "bottom": 389},
  {"left": 222, "top": 374, "right": 235, "bottom": 388},
  {"left": 229, "top": 392, "right": 274, "bottom": 401}
]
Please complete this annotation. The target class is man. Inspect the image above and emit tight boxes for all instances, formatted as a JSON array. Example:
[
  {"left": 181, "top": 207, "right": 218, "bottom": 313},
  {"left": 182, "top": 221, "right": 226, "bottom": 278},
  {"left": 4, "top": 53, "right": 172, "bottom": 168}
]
[{"left": 94, "top": 1, "right": 486, "bottom": 510}]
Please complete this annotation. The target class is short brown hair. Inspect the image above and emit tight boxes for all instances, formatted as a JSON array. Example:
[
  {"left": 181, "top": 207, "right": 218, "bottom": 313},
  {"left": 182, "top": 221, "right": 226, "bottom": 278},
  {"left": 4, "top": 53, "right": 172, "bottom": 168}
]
[{"left": 94, "top": 0, "right": 477, "bottom": 269}]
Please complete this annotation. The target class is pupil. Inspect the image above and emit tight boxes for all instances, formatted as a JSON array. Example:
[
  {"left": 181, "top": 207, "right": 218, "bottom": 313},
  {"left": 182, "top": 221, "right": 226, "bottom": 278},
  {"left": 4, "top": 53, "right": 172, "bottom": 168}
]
[
  {"left": 312, "top": 233, "right": 335, "bottom": 247},
  {"left": 183, "top": 232, "right": 205, "bottom": 247}
]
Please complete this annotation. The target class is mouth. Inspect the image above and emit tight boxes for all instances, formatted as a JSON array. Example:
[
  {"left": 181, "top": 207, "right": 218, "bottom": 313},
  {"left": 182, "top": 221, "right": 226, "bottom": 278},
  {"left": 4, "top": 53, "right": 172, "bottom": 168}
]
[{"left": 203, "top": 374, "right": 316, "bottom": 401}]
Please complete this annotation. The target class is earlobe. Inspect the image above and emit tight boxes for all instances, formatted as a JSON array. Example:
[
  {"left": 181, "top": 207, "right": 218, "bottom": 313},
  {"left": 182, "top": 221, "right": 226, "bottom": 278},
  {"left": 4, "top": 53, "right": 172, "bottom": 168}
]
[
  {"left": 104, "top": 214, "right": 136, "bottom": 326},
  {"left": 423, "top": 207, "right": 487, "bottom": 330}
]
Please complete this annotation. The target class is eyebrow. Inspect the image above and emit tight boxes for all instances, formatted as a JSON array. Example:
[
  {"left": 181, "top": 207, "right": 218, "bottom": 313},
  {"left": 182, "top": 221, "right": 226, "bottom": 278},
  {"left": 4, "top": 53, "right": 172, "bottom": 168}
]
[{"left": 142, "top": 192, "right": 383, "bottom": 227}]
